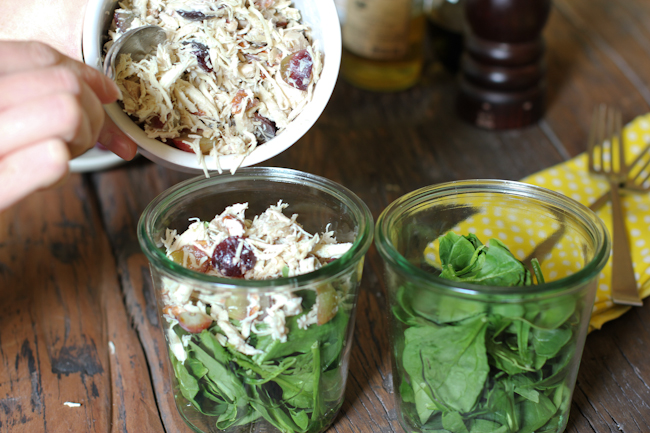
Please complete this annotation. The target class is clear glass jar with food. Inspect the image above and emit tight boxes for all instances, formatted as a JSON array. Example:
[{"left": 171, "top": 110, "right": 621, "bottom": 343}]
[
  {"left": 375, "top": 180, "right": 610, "bottom": 433},
  {"left": 138, "top": 167, "right": 374, "bottom": 433}
]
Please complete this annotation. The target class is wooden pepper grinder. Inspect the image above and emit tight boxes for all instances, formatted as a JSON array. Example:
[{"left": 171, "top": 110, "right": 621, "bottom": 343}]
[{"left": 457, "top": 0, "right": 551, "bottom": 130}]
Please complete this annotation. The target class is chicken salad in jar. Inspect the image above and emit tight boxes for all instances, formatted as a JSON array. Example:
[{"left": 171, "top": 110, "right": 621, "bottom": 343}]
[{"left": 159, "top": 201, "right": 359, "bottom": 432}]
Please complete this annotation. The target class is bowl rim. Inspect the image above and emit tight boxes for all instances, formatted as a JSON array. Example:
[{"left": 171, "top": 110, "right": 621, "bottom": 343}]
[
  {"left": 81, "top": 0, "right": 342, "bottom": 174},
  {"left": 137, "top": 167, "right": 374, "bottom": 291},
  {"left": 374, "top": 179, "right": 612, "bottom": 300}
]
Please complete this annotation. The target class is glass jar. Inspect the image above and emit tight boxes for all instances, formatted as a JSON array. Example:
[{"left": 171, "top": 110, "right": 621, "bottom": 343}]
[
  {"left": 138, "top": 167, "right": 374, "bottom": 433},
  {"left": 425, "top": 0, "right": 465, "bottom": 72},
  {"left": 341, "top": 0, "right": 425, "bottom": 92},
  {"left": 375, "top": 180, "right": 610, "bottom": 433}
]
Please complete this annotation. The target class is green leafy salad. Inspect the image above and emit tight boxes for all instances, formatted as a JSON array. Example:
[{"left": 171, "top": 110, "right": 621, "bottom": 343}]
[
  {"left": 159, "top": 203, "right": 359, "bottom": 432},
  {"left": 393, "top": 232, "right": 583, "bottom": 433},
  {"left": 168, "top": 288, "right": 350, "bottom": 433}
]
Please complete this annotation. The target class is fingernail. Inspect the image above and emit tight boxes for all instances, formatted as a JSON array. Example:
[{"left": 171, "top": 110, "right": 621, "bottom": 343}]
[
  {"left": 44, "top": 141, "right": 71, "bottom": 186},
  {"left": 47, "top": 140, "right": 70, "bottom": 165},
  {"left": 104, "top": 134, "right": 135, "bottom": 161}
]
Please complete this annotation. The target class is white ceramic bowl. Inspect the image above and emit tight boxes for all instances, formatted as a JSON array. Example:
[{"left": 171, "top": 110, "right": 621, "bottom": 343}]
[{"left": 82, "top": 0, "right": 341, "bottom": 174}]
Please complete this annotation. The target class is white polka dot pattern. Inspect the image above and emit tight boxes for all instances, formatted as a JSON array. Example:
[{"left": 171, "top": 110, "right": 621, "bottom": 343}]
[
  {"left": 422, "top": 114, "right": 650, "bottom": 333},
  {"left": 524, "top": 114, "right": 650, "bottom": 332}
]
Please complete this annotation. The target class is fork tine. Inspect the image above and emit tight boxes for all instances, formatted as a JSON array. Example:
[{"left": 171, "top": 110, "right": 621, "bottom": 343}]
[
  {"left": 587, "top": 105, "right": 599, "bottom": 172},
  {"left": 637, "top": 158, "right": 650, "bottom": 185},
  {"left": 628, "top": 143, "right": 650, "bottom": 187},
  {"left": 596, "top": 104, "right": 612, "bottom": 174},
  {"left": 628, "top": 143, "right": 650, "bottom": 178},
  {"left": 614, "top": 107, "right": 626, "bottom": 177},
  {"left": 606, "top": 105, "right": 617, "bottom": 174},
  {"left": 596, "top": 104, "right": 610, "bottom": 173}
]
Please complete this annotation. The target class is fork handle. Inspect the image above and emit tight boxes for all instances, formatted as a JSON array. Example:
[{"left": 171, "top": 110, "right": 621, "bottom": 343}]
[{"left": 609, "top": 181, "right": 643, "bottom": 306}]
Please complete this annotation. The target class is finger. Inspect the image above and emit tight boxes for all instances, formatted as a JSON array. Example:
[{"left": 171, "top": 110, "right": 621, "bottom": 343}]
[
  {"left": 0, "top": 138, "right": 70, "bottom": 212},
  {"left": 0, "top": 89, "right": 101, "bottom": 158},
  {"left": 0, "top": 65, "right": 84, "bottom": 111},
  {"left": 71, "top": 81, "right": 106, "bottom": 157},
  {"left": 67, "top": 104, "right": 94, "bottom": 160},
  {"left": 97, "top": 114, "right": 138, "bottom": 161},
  {"left": 0, "top": 41, "right": 119, "bottom": 104}
]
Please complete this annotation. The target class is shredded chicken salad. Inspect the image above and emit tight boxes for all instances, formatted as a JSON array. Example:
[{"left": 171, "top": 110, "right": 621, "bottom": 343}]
[
  {"left": 159, "top": 201, "right": 353, "bottom": 359},
  {"left": 107, "top": 0, "right": 323, "bottom": 173}
]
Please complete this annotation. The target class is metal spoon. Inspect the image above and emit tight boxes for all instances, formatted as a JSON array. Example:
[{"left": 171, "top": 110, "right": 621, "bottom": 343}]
[{"left": 104, "top": 25, "right": 166, "bottom": 80}]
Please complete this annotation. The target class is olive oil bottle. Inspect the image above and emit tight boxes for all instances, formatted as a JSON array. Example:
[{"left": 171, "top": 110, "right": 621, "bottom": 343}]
[{"left": 341, "top": 0, "right": 424, "bottom": 92}]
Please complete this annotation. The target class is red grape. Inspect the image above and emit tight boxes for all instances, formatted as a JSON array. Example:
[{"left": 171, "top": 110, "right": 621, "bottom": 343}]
[
  {"left": 212, "top": 237, "right": 257, "bottom": 277},
  {"left": 280, "top": 49, "right": 313, "bottom": 91}
]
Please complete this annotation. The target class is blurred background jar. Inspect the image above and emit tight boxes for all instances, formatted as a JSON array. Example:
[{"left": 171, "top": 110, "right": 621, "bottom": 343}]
[
  {"left": 340, "top": 0, "right": 425, "bottom": 92},
  {"left": 425, "top": 0, "right": 465, "bottom": 73}
]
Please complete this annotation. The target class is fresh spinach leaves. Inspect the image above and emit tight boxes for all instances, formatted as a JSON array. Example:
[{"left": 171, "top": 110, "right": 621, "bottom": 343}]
[
  {"left": 169, "top": 296, "right": 349, "bottom": 433},
  {"left": 438, "top": 232, "right": 531, "bottom": 286},
  {"left": 394, "top": 232, "right": 581, "bottom": 433}
]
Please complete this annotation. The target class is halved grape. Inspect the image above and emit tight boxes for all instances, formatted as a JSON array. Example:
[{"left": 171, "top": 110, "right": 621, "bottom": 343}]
[
  {"left": 114, "top": 10, "right": 135, "bottom": 32},
  {"left": 170, "top": 134, "right": 213, "bottom": 154},
  {"left": 316, "top": 285, "right": 338, "bottom": 325},
  {"left": 190, "top": 41, "right": 213, "bottom": 72},
  {"left": 253, "top": 113, "right": 276, "bottom": 143},
  {"left": 279, "top": 49, "right": 313, "bottom": 91},
  {"left": 177, "top": 311, "right": 213, "bottom": 333},
  {"left": 226, "top": 293, "right": 249, "bottom": 321},
  {"left": 212, "top": 237, "right": 257, "bottom": 277},
  {"left": 169, "top": 245, "right": 210, "bottom": 273}
]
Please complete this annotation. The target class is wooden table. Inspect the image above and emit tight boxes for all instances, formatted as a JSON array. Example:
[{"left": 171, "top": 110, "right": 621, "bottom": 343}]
[{"left": 2, "top": 0, "right": 650, "bottom": 431}]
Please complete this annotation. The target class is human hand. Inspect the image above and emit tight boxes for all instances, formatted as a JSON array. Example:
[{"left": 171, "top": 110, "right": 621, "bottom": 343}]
[{"left": 0, "top": 41, "right": 137, "bottom": 211}]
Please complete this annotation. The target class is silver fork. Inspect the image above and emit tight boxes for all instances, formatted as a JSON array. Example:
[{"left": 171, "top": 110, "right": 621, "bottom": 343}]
[
  {"left": 588, "top": 141, "right": 650, "bottom": 211},
  {"left": 523, "top": 143, "right": 650, "bottom": 276},
  {"left": 587, "top": 104, "right": 643, "bottom": 306}
]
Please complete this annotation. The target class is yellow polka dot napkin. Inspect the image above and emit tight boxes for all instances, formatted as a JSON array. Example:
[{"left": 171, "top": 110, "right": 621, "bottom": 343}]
[
  {"left": 423, "top": 114, "right": 650, "bottom": 332},
  {"left": 524, "top": 114, "right": 650, "bottom": 332}
]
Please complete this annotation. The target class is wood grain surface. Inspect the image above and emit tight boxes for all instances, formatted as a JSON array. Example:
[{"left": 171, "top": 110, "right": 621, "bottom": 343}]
[{"left": 2, "top": 0, "right": 650, "bottom": 432}]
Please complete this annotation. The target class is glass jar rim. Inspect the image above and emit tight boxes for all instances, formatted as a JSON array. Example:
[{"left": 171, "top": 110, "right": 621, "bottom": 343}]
[
  {"left": 375, "top": 179, "right": 611, "bottom": 300},
  {"left": 137, "top": 167, "right": 374, "bottom": 291}
]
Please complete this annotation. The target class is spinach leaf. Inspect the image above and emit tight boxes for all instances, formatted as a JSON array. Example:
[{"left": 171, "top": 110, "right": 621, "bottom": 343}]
[
  {"left": 532, "top": 328, "right": 572, "bottom": 358},
  {"left": 468, "top": 419, "right": 509, "bottom": 433},
  {"left": 189, "top": 341, "right": 247, "bottom": 402},
  {"left": 396, "top": 283, "right": 486, "bottom": 325},
  {"left": 290, "top": 409, "right": 310, "bottom": 431},
  {"left": 254, "top": 310, "right": 347, "bottom": 368},
  {"left": 310, "top": 341, "right": 323, "bottom": 423},
  {"left": 517, "top": 393, "right": 557, "bottom": 433},
  {"left": 170, "top": 351, "right": 201, "bottom": 404},
  {"left": 439, "top": 232, "right": 484, "bottom": 275},
  {"left": 403, "top": 315, "right": 489, "bottom": 415},
  {"left": 533, "top": 298, "right": 577, "bottom": 330},
  {"left": 472, "top": 238, "right": 531, "bottom": 286},
  {"left": 412, "top": 377, "right": 436, "bottom": 424},
  {"left": 438, "top": 233, "right": 531, "bottom": 286},
  {"left": 184, "top": 356, "right": 209, "bottom": 379},
  {"left": 198, "top": 329, "right": 231, "bottom": 363},
  {"left": 486, "top": 337, "right": 536, "bottom": 375},
  {"left": 442, "top": 411, "right": 469, "bottom": 433},
  {"left": 396, "top": 232, "right": 580, "bottom": 433}
]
